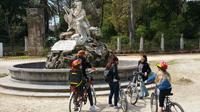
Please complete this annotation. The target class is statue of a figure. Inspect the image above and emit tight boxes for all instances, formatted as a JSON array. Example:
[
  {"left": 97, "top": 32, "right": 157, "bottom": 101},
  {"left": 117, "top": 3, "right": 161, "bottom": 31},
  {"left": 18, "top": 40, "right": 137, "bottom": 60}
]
[
  {"left": 63, "top": 1, "right": 91, "bottom": 45},
  {"left": 46, "top": 0, "right": 110, "bottom": 69}
]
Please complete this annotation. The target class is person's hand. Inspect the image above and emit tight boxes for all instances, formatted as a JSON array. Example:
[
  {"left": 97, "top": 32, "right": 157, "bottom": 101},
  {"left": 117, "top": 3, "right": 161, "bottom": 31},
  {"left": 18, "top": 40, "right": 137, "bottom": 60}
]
[
  {"left": 91, "top": 67, "right": 96, "bottom": 72},
  {"left": 144, "top": 72, "right": 148, "bottom": 77}
]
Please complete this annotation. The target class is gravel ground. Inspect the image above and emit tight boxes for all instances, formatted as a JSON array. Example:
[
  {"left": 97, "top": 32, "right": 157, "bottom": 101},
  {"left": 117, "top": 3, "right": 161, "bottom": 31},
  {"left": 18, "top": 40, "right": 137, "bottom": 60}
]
[{"left": 0, "top": 53, "right": 200, "bottom": 112}]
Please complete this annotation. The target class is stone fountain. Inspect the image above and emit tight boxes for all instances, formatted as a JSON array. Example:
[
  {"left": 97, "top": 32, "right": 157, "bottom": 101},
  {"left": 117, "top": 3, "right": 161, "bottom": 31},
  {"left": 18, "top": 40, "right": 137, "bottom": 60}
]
[{"left": 0, "top": 1, "right": 137, "bottom": 97}]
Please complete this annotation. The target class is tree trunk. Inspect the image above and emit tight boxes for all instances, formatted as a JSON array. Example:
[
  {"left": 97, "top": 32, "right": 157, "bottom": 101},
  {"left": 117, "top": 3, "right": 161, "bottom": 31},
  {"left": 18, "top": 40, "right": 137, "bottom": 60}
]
[
  {"left": 100, "top": 0, "right": 105, "bottom": 29},
  {"left": 129, "top": 0, "right": 135, "bottom": 49},
  {"left": 5, "top": 14, "right": 14, "bottom": 55},
  {"left": 41, "top": 0, "right": 49, "bottom": 40}
]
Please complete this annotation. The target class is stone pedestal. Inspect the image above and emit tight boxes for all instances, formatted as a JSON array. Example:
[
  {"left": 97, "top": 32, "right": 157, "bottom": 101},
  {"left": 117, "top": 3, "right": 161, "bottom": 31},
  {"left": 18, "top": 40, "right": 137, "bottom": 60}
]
[
  {"left": 117, "top": 37, "right": 121, "bottom": 52},
  {"left": 24, "top": 36, "right": 28, "bottom": 52},
  {"left": 26, "top": 8, "right": 45, "bottom": 56},
  {"left": 180, "top": 34, "right": 184, "bottom": 50},
  {"left": 161, "top": 33, "right": 165, "bottom": 51},
  {"left": 139, "top": 36, "right": 144, "bottom": 52},
  {"left": 0, "top": 43, "right": 3, "bottom": 57}
]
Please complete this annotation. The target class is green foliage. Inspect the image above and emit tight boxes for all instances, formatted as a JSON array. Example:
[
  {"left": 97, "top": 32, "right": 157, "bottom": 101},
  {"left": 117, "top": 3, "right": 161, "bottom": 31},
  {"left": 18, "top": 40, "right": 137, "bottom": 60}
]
[
  {"left": 101, "top": 20, "right": 117, "bottom": 42},
  {"left": 136, "top": 25, "right": 147, "bottom": 38},
  {"left": 111, "top": 0, "right": 129, "bottom": 34}
]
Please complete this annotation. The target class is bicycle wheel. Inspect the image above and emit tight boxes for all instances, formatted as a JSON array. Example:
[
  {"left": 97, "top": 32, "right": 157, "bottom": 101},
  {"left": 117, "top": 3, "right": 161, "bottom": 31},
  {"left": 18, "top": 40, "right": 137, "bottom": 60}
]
[
  {"left": 169, "top": 102, "right": 184, "bottom": 112},
  {"left": 91, "top": 86, "right": 97, "bottom": 105},
  {"left": 119, "top": 89, "right": 128, "bottom": 112},
  {"left": 129, "top": 82, "right": 139, "bottom": 105},
  {"left": 69, "top": 92, "right": 82, "bottom": 112},
  {"left": 150, "top": 93, "right": 158, "bottom": 112}
]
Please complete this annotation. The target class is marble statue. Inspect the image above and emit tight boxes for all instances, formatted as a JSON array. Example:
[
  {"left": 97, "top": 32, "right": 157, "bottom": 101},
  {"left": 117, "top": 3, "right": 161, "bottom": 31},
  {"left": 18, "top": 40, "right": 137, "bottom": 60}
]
[
  {"left": 46, "top": 0, "right": 110, "bottom": 69},
  {"left": 62, "top": 1, "right": 91, "bottom": 45}
]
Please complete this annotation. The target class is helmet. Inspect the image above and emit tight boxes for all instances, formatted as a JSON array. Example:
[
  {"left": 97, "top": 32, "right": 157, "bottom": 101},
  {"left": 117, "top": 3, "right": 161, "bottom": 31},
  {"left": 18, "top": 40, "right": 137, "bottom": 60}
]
[
  {"left": 156, "top": 61, "right": 168, "bottom": 70},
  {"left": 71, "top": 59, "right": 81, "bottom": 68},
  {"left": 77, "top": 50, "right": 85, "bottom": 57}
]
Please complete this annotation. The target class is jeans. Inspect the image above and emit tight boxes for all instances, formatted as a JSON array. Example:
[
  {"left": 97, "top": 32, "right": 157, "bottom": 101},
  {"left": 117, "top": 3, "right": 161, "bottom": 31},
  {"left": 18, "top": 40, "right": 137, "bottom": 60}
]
[
  {"left": 140, "top": 81, "right": 149, "bottom": 97},
  {"left": 109, "top": 82, "right": 119, "bottom": 106}
]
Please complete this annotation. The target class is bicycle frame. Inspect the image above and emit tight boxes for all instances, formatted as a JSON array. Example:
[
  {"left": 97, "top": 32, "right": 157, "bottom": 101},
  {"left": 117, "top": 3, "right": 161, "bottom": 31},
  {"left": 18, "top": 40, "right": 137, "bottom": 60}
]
[
  {"left": 70, "top": 75, "right": 94, "bottom": 104},
  {"left": 165, "top": 96, "right": 174, "bottom": 111}
]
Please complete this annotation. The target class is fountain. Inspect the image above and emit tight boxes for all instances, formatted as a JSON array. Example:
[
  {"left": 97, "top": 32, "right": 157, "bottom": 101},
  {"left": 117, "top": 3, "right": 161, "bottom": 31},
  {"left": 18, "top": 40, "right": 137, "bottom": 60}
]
[{"left": 0, "top": 1, "right": 137, "bottom": 97}]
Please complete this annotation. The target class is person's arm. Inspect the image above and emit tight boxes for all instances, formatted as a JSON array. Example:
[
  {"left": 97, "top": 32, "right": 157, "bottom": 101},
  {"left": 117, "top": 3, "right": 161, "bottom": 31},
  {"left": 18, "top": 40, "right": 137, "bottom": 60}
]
[
  {"left": 147, "top": 63, "right": 151, "bottom": 74},
  {"left": 145, "top": 73, "right": 157, "bottom": 84},
  {"left": 114, "top": 65, "right": 120, "bottom": 81},
  {"left": 157, "top": 79, "right": 171, "bottom": 90}
]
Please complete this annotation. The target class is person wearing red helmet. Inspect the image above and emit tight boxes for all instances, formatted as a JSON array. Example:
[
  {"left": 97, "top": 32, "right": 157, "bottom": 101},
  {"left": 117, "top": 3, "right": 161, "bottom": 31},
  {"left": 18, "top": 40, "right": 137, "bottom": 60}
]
[
  {"left": 69, "top": 59, "right": 83, "bottom": 87},
  {"left": 152, "top": 61, "right": 172, "bottom": 112},
  {"left": 145, "top": 61, "right": 172, "bottom": 112},
  {"left": 68, "top": 59, "right": 84, "bottom": 111}
]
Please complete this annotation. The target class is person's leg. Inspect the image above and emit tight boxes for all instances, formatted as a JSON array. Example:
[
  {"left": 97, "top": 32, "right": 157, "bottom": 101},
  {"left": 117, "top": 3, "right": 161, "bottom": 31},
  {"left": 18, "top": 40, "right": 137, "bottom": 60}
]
[
  {"left": 109, "top": 83, "right": 114, "bottom": 105},
  {"left": 141, "top": 81, "right": 149, "bottom": 97},
  {"left": 87, "top": 86, "right": 94, "bottom": 106},
  {"left": 159, "top": 90, "right": 165, "bottom": 112},
  {"left": 114, "top": 82, "right": 120, "bottom": 106}
]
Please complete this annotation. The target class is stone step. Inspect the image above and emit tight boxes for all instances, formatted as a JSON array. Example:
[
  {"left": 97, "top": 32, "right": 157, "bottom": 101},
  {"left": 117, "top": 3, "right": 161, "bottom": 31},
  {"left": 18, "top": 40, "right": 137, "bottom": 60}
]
[
  {"left": 0, "top": 76, "right": 130, "bottom": 92},
  {"left": 0, "top": 85, "right": 155, "bottom": 97},
  {"left": 0, "top": 76, "right": 155, "bottom": 97}
]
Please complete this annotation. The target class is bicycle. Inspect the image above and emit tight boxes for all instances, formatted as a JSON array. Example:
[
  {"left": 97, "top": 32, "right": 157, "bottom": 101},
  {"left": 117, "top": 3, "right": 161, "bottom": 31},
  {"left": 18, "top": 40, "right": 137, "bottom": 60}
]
[
  {"left": 150, "top": 86, "right": 184, "bottom": 112},
  {"left": 126, "top": 72, "right": 145, "bottom": 105},
  {"left": 119, "top": 83, "right": 128, "bottom": 112},
  {"left": 69, "top": 70, "right": 96, "bottom": 112}
]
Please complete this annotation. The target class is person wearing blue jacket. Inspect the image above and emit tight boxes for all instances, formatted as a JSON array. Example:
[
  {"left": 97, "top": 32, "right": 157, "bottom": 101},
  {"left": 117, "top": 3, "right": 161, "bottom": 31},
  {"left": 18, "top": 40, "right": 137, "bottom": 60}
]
[{"left": 145, "top": 61, "right": 172, "bottom": 112}]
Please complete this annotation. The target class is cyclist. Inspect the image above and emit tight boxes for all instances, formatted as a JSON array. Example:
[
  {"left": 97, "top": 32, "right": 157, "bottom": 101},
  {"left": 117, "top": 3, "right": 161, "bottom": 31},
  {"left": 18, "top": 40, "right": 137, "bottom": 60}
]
[
  {"left": 105, "top": 53, "right": 120, "bottom": 109},
  {"left": 145, "top": 61, "right": 172, "bottom": 112},
  {"left": 68, "top": 59, "right": 84, "bottom": 111},
  {"left": 156, "top": 61, "right": 172, "bottom": 112},
  {"left": 137, "top": 54, "right": 151, "bottom": 98},
  {"left": 74, "top": 50, "right": 100, "bottom": 111}
]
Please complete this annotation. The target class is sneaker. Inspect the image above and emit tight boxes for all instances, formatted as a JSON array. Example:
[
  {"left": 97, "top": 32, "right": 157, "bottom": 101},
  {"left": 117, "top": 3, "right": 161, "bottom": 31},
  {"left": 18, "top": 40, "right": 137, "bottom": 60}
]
[
  {"left": 90, "top": 105, "right": 100, "bottom": 112},
  {"left": 139, "top": 96, "right": 144, "bottom": 99},
  {"left": 145, "top": 93, "right": 149, "bottom": 97},
  {"left": 74, "top": 106, "right": 78, "bottom": 111},
  {"left": 108, "top": 104, "right": 114, "bottom": 107},
  {"left": 114, "top": 106, "right": 120, "bottom": 109},
  {"left": 117, "top": 103, "right": 122, "bottom": 108}
]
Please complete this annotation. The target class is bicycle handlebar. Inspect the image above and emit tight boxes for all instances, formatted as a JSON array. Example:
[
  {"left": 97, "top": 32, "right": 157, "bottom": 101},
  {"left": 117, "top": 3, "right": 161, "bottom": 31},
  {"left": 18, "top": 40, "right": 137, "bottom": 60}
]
[{"left": 133, "top": 72, "right": 144, "bottom": 76}]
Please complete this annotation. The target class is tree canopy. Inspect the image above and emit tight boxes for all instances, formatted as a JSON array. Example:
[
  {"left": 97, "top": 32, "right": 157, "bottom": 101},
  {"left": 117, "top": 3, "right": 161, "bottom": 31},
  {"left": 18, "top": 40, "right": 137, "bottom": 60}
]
[{"left": 0, "top": 0, "right": 200, "bottom": 54}]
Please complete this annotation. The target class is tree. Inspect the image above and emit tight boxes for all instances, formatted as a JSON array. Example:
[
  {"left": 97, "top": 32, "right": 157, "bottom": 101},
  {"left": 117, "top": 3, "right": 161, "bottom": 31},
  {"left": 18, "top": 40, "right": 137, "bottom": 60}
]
[{"left": 0, "top": 0, "right": 27, "bottom": 54}]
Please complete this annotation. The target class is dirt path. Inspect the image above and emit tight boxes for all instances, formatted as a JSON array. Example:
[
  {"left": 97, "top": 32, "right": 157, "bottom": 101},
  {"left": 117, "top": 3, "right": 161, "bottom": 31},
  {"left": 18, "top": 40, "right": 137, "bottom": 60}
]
[{"left": 0, "top": 53, "right": 200, "bottom": 112}]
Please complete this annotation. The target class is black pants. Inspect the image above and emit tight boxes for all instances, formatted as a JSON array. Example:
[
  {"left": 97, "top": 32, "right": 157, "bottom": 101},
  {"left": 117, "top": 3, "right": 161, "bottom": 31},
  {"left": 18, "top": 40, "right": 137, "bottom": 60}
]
[
  {"left": 159, "top": 88, "right": 172, "bottom": 107},
  {"left": 109, "top": 82, "right": 119, "bottom": 106},
  {"left": 87, "top": 86, "right": 94, "bottom": 106}
]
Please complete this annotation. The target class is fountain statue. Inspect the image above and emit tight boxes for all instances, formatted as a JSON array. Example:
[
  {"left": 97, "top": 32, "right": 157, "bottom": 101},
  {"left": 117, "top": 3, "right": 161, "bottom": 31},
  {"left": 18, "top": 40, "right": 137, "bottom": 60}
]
[
  {"left": 0, "top": 0, "right": 137, "bottom": 97},
  {"left": 46, "top": 0, "right": 110, "bottom": 69}
]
